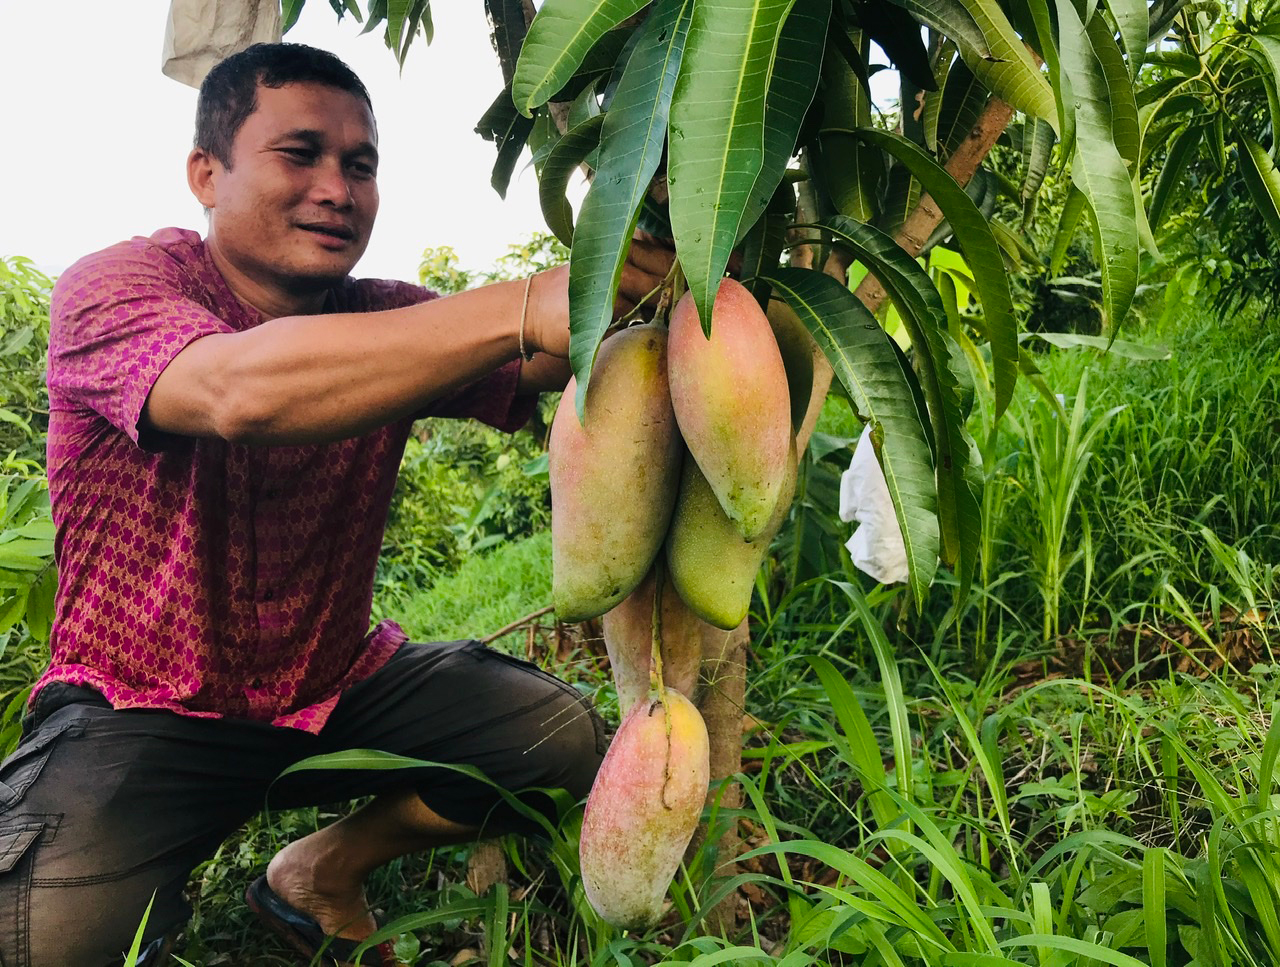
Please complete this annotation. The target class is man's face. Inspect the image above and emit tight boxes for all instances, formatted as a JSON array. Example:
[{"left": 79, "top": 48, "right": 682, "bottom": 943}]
[{"left": 199, "top": 81, "right": 379, "bottom": 292}]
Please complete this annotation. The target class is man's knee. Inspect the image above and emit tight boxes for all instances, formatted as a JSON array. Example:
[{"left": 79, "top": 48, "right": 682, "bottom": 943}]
[
  {"left": 516, "top": 671, "right": 606, "bottom": 801},
  {"left": 437, "top": 645, "right": 607, "bottom": 830}
]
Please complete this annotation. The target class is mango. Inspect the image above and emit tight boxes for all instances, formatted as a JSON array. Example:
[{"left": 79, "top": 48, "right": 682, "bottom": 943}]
[
  {"left": 602, "top": 566, "right": 708, "bottom": 715},
  {"left": 666, "top": 439, "right": 798, "bottom": 630},
  {"left": 668, "top": 278, "right": 792, "bottom": 540},
  {"left": 579, "top": 691, "right": 710, "bottom": 929},
  {"left": 765, "top": 297, "right": 818, "bottom": 433},
  {"left": 550, "top": 325, "right": 683, "bottom": 621}
]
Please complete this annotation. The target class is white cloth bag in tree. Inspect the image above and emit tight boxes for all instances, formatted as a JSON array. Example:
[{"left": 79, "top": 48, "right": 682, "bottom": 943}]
[
  {"left": 839, "top": 425, "right": 909, "bottom": 585},
  {"left": 161, "top": 0, "right": 282, "bottom": 88}
]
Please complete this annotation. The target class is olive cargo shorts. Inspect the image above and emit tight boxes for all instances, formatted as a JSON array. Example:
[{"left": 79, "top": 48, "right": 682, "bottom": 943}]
[{"left": 0, "top": 640, "right": 606, "bottom": 967}]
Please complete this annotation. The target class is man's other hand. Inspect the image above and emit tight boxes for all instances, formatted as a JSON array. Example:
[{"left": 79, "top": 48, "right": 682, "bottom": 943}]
[{"left": 525, "top": 233, "right": 677, "bottom": 359}]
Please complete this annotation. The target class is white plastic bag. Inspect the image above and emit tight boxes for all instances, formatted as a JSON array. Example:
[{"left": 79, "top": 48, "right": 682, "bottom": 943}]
[
  {"left": 839, "top": 425, "right": 909, "bottom": 585},
  {"left": 161, "top": 0, "right": 282, "bottom": 89}
]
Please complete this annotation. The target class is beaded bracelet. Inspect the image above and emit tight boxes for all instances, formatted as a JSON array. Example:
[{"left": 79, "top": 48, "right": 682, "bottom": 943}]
[{"left": 518, "top": 274, "right": 536, "bottom": 361}]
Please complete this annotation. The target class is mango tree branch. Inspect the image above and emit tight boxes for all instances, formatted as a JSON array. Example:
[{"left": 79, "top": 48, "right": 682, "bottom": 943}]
[{"left": 797, "top": 93, "right": 1016, "bottom": 454}]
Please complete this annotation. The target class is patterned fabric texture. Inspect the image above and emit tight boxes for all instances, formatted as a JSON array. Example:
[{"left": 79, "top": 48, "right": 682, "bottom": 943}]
[{"left": 38, "top": 227, "right": 530, "bottom": 732}]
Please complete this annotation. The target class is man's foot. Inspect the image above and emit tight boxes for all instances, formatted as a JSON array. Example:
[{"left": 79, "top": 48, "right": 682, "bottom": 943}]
[
  {"left": 245, "top": 876, "right": 399, "bottom": 967},
  {"left": 265, "top": 839, "right": 379, "bottom": 941}
]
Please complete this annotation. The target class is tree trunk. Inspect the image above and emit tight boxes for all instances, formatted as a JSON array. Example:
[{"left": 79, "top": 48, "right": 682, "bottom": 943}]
[{"left": 694, "top": 92, "right": 1017, "bottom": 936}]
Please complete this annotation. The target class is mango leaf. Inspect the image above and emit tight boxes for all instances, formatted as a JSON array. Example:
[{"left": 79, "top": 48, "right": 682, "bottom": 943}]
[
  {"left": 1233, "top": 130, "right": 1280, "bottom": 247},
  {"left": 512, "top": 0, "right": 649, "bottom": 115},
  {"left": 816, "top": 215, "right": 979, "bottom": 590},
  {"left": 24, "top": 567, "right": 55, "bottom": 644},
  {"left": 741, "top": 183, "right": 796, "bottom": 307},
  {"left": 485, "top": 0, "right": 529, "bottom": 83},
  {"left": 1148, "top": 0, "right": 1194, "bottom": 41},
  {"left": 1056, "top": 0, "right": 1138, "bottom": 330},
  {"left": 737, "top": 0, "right": 830, "bottom": 239},
  {"left": 1050, "top": 187, "right": 1087, "bottom": 275},
  {"left": 1250, "top": 34, "right": 1280, "bottom": 146},
  {"left": 937, "top": 56, "right": 988, "bottom": 158},
  {"left": 857, "top": 0, "right": 938, "bottom": 92},
  {"left": 282, "top": 0, "right": 306, "bottom": 32},
  {"left": 567, "top": 0, "right": 693, "bottom": 418},
  {"left": 764, "top": 268, "right": 939, "bottom": 606},
  {"left": 385, "top": 0, "right": 432, "bottom": 66},
  {"left": 884, "top": 0, "right": 1058, "bottom": 131},
  {"left": 360, "top": 0, "right": 387, "bottom": 35},
  {"left": 475, "top": 86, "right": 535, "bottom": 198},
  {"left": 1149, "top": 122, "right": 1201, "bottom": 233},
  {"left": 1020, "top": 118, "right": 1056, "bottom": 224},
  {"left": 1026, "top": 331, "right": 1171, "bottom": 359},
  {"left": 0, "top": 591, "right": 25, "bottom": 636},
  {"left": 0, "top": 540, "right": 54, "bottom": 571},
  {"left": 855, "top": 128, "right": 1018, "bottom": 417},
  {"left": 1105, "top": 0, "right": 1148, "bottom": 77},
  {"left": 1085, "top": 15, "right": 1157, "bottom": 259},
  {"left": 1012, "top": 0, "right": 1060, "bottom": 109},
  {"left": 538, "top": 115, "right": 604, "bottom": 246},
  {"left": 814, "top": 30, "right": 880, "bottom": 221},
  {"left": 877, "top": 162, "right": 921, "bottom": 236},
  {"left": 1087, "top": 14, "right": 1139, "bottom": 169},
  {"left": 884, "top": 0, "right": 987, "bottom": 58},
  {"left": 669, "top": 0, "right": 797, "bottom": 334}
]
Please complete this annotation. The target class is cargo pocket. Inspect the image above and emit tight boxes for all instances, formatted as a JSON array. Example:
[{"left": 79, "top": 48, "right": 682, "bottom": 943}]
[
  {"left": 0, "top": 721, "right": 80, "bottom": 811},
  {"left": 0, "top": 822, "right": 44, "bottom": 967},
  {"left": 0, "top": 825, "right": 42, "bottom": 874}
]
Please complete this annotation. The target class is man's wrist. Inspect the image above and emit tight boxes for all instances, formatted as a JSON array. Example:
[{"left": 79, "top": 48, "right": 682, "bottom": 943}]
[{"left": 521, "top": 265, "right": 571, "bottom": 359}]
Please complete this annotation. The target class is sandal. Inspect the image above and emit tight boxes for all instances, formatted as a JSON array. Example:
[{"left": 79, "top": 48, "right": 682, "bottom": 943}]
[{"left": 244, "top": 874, "right": 400, "bottom": 967}]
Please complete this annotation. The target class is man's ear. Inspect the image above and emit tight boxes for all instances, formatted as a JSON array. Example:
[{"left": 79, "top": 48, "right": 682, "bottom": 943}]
[{"left": 187, "top": 147, "right": 219, "bottom": 209}]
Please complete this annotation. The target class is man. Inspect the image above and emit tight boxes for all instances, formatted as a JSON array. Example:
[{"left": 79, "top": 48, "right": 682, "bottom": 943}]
[{"left": 0, "top": 43, "right": 673, "bottom": 967}]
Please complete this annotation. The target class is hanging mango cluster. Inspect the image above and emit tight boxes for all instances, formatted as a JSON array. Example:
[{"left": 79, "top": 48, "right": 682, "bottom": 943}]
[{"left": 549, "top": 276, "right": 810, "bottom": 929}]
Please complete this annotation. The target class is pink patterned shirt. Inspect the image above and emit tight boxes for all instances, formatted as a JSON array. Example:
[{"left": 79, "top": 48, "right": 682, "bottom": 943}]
[{"left": 38, "top": 227, "right": 530, "bottom": 732}]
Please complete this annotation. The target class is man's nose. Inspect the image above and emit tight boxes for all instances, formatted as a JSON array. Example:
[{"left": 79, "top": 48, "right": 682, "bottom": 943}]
[{"left": 311, "top": 159, "right": 354, "bottom": 208}]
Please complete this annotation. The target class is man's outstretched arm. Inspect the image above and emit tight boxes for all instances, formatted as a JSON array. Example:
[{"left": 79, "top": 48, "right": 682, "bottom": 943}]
[{"left": 142, "top": 237, "right": 673, "bottom": 445}]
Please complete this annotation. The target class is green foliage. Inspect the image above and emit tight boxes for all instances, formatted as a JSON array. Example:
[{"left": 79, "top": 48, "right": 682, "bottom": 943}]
[
  {"left": 395, "top": 531, "right": 553, "bottom": 646},
  {"left": 374, "top": 424, "right": 552, "bottom": 620},
  {"left": 417, "top": 232, "right": 570, "bottom": 296},
  {"left": 0, "top": 258, "right": 54, "bottom": 758},
  {"left": 1136, "top": 7, "right": 1280, "bottom": 316},
  {"left": 0, "top": 257, "right": 52, "bottom": 464},
  {"left": 287, "top": 0, "right": 1278, "bottom": 619},
  {"left": 373, "top": 231, "right": 571, "bottom": 615}
]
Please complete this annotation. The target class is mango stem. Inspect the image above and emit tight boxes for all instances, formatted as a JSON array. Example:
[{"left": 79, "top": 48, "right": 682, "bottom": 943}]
[
  {"left": 650, "top": 560, "right": 677, "bottom": 809},
  {"left": 650, "top": 562, "right": 667, "bottom": 702}
]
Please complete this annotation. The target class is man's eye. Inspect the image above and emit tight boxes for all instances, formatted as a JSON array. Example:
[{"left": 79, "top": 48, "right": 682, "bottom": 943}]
[
  {"left": 350, "top": 161, "right": 377, "bottom": 177},
  {"left": 283, "top": 148, "right": 317, "bottom": 162}
]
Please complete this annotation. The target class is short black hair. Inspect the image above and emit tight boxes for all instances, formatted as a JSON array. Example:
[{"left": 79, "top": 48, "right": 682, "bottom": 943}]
[{"left": 195, "top": 42, "right": 373, "bottom": 167}]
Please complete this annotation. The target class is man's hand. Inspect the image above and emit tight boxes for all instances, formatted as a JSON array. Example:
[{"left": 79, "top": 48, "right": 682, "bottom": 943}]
[{"left": 525, "top": 233, "right": 677, "bottom": 359}]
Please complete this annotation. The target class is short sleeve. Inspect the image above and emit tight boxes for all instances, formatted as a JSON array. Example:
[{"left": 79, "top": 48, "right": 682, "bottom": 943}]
[{"left": 47, "top": 239, "right": 235, "bottom": 446}]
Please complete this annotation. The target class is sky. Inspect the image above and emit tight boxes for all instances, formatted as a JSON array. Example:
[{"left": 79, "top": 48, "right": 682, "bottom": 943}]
[{"left": 0, "top": 1, "right": 570, "bottom": 282}]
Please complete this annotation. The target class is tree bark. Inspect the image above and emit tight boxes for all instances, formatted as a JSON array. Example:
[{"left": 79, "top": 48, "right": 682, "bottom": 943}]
[{"left": 851, "top": 96, "right": 1015, "bottom": 311}]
